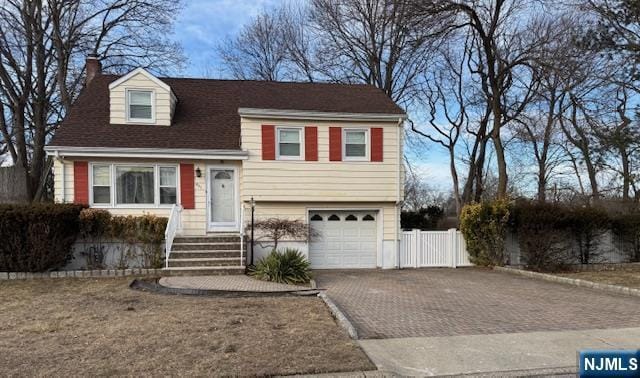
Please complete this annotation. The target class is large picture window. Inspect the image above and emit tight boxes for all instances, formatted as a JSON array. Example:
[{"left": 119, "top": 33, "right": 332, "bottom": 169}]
[
  {"left": 90, "top": 164, "right": 178, "bottom": 207},
  {"left": 277, "top": 127, "right": 303, "bottom": 159},
  {"left": 116, "top": 166, "right": 155, "bottom": 205},
  {"left": 127, "top": 90, "right": 154, "bottom": 122}
]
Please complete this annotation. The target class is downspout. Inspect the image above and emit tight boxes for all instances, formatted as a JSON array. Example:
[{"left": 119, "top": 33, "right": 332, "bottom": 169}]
[{"left": 396, "top": 117, "right": 403, "bottom": 269}]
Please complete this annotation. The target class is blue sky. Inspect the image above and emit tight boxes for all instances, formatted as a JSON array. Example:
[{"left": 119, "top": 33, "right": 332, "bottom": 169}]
[
  {"left": 172, "top": 0, "right": 453, "bottom": 189},
  {"left": 174, "top": 0, "right": 280, "bottom": 78}
]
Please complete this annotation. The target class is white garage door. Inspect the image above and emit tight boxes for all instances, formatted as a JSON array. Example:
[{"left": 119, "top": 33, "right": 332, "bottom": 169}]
[{"left": 309, "top": 210, "right": 378, "bottom": 269}]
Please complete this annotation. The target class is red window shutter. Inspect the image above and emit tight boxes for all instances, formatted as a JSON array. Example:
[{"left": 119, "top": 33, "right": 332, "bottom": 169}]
[
  {"left": 329, "top": 127, "right": 342, "bottom": 161},
  {"left": 371, "top": 127, "right": 384, "bottom": 162},
  {"left": 180, "top": 164, "right": 195, "bottom": 209},
  {"left": 261, "top": 125, "right": 276, "bottom": 160},
  {"left": 73, "top": 161, "right": 89, "bottom": 205},
  {"left": 305, "top": 126, "right": 318, "bottom": 161}
]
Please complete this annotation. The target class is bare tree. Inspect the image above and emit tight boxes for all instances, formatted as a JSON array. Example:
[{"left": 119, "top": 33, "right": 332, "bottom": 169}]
[
  {"left": 403, "top": 158, "right": 446, "bottom": 211},
  {"left": 411, "top": 43, "right": 469, "bottom": 214},
  {"left": 0, "top": 0, "right": 184, "bottom": 201},
  {"left": 512, "top": 15, "right": 579, "bottom": 202},
  {"left": 585, "top": 0, "right": 640, "bottom": 85},
  {"left": 414, "top": 1, "right": 558, "bottom": 198},
  {"left": 248, "top": 218, "right": 313, "bottom": 250},
  {"left": 558, "top": 96, "right": 604, "bottom": 201},
  {"left": 588, "top": 84, "right": 640, "bottom": 201},
  {"left": 217, "top": 7, "right": 291, "bottom": 81},
  {"left": 220, "top": 0, "right": 447, "bottom": 103},
  {"left": 309, "top": 0, "right": 447, "bottom": 104}
]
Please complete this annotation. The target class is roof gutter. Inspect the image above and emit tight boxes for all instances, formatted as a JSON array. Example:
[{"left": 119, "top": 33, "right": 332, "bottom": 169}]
[
  {"left": 238, "top": 108, "right": 407, "bottom": 122},
  {"left": 44, "top": 146, "right": 249, "bottom": 160}
]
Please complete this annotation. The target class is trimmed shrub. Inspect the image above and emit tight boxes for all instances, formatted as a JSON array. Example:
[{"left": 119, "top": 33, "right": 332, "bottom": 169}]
[
  {"left": 511, "top": 201, "right": 572, "bottom": 272},
  {"left": 249, "top": 248, "right": 311, "bottom": 284},
  {"left": 103, "top": 214, "right": 167, "bottom": 269},
  {"left": 0, "top": 204, "right": 84, "bottom": 272},
  {"left": 460, "top": 200, "right": 510, "bottom": 266},
  {"left": 612, "top": 213, "right": 640, "bottom": 262},
  {"left": 401, "top": 205, "right": 445, "bottom": 230},
  {"left": 79, "top": 208, "right": 112, "bottom": 239},
  {"left": 78, "top": 209, "right": 113, "bottom": 269},
  {"left": 77, "top": 210, "right": 167, "bottom": 269},
  {"left": 566, "top": 206, "right": 610, "bottom": 264}
]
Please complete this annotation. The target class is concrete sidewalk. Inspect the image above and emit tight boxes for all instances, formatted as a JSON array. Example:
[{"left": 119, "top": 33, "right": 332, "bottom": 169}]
[{"left": 359, "top": 327, "right": 640, "bottom": 376}]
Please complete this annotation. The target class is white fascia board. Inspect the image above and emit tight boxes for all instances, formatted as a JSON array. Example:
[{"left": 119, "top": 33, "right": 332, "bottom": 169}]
[
  {"left": 238, "top": 108, "right": 407, "bottom": 122},
  {"left": 44, "top": 146, "right": 248, "bottom": 160}
]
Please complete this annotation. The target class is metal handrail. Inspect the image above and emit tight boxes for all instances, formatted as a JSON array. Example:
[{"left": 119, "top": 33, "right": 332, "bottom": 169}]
[
  {"left": 164, "top": 204, "right": 183, "bottom": 269},
  {"left": 240, "top": 204, "right": 245, "bottom": 267}
]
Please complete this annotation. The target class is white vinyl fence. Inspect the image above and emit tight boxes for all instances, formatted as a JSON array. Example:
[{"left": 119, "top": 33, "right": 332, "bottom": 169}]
[{"left": 400, "top": 229, "right": 472, "bottom": 268}]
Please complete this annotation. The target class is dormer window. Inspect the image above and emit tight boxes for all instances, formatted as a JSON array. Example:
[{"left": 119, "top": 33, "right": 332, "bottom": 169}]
[{"left": 126, "top": 89, "right": 154, "bottom": 123}]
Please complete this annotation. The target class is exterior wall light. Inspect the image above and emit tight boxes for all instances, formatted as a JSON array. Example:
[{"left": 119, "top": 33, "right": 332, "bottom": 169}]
[{"left": 195, "top": 167, "right": 202, "bottom": 178}]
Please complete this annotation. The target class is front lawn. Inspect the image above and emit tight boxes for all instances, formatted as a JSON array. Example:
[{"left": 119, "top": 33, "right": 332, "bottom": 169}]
[
  {"left": 0, "top": 278, "right": 374, "bottom": 376},
  {"left": 557, "top": 265, "right": 640, "bottom": 289}
]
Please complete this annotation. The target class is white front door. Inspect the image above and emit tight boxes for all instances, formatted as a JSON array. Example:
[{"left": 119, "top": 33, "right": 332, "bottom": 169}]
[{"left": 208, "top": 168, "right": 237, "bottom": 231}]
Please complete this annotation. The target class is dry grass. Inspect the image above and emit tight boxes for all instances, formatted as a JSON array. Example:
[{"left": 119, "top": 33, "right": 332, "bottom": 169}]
[
  {"left": 558, "top": 266, "right": 640, "bottom": 289},
  {"left": 0, "top": 278, "right": 374, "bottom": 376}
]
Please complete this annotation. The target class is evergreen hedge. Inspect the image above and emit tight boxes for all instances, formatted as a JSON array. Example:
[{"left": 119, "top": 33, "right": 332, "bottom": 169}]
[{"left": 0, "top": 204, "right": 85, "bottom": 272}]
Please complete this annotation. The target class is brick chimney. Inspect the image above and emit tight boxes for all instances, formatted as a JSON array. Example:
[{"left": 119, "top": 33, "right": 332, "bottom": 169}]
[{"left": 85, "top": 54, "right": 102, "bottom": 85}]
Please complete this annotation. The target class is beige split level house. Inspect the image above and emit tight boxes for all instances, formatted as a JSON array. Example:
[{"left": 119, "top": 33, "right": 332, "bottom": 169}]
[{"left": 45, "top": 56, "right": 406, "bottom": 274}]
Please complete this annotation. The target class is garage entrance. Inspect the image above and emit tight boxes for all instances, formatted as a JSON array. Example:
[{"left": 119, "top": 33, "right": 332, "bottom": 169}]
[{"left": 308, "top": 210, "right": 378, "bottom": 269}]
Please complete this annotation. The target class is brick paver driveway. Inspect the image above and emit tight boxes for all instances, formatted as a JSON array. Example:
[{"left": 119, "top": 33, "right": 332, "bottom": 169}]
[{"left": 314, "top": 268, "right": 640, "bottom": 339}]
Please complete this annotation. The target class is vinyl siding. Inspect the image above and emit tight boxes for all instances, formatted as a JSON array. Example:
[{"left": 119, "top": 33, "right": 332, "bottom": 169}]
[
  {"left": 109, "top": 72, "right": 174, "bottom": 126},
  {"left": 240, "top": 117, "right": 403, "bottom": 202},
  {"left": 53, "top": 159, "right": 74, "bottom": 203}
]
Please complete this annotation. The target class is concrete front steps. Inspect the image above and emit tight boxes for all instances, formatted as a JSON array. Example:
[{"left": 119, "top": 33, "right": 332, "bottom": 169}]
[{"left": 163, "top": 234, "right": 246, "bottom": 276}]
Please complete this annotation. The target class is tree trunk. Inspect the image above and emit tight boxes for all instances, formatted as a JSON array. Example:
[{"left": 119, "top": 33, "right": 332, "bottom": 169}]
[
  {"left": 621, "top": 148, "right": 631, "bottom": 202},
  {"left": 473, "top": 138, "right": 488, "bottom": 202},
  {"left": 583, "top": 152, "right": 600, "bottom": 202},
  {"left": 449, "top": 148, "right": 462, "bottom": 216},
  {"left": 537, "top": 163, "right": 547, "bottom": 202},
  {"left": 493, "top": 135, "right": 508, "bottom": 199}
]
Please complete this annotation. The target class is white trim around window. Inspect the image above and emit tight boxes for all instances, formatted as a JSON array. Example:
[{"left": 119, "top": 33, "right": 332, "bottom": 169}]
[
  {"left": 89, "top": 162, "right": 180, "bottom": 208},
  {"left": 342, "top": 128, "right": 370, "bottom": 161},
  {"left": 276, "top": 126, "right": 305, "bottom": 160},
  {"left": 125, "top": 89, "right": 156, "bottom": 124}
]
